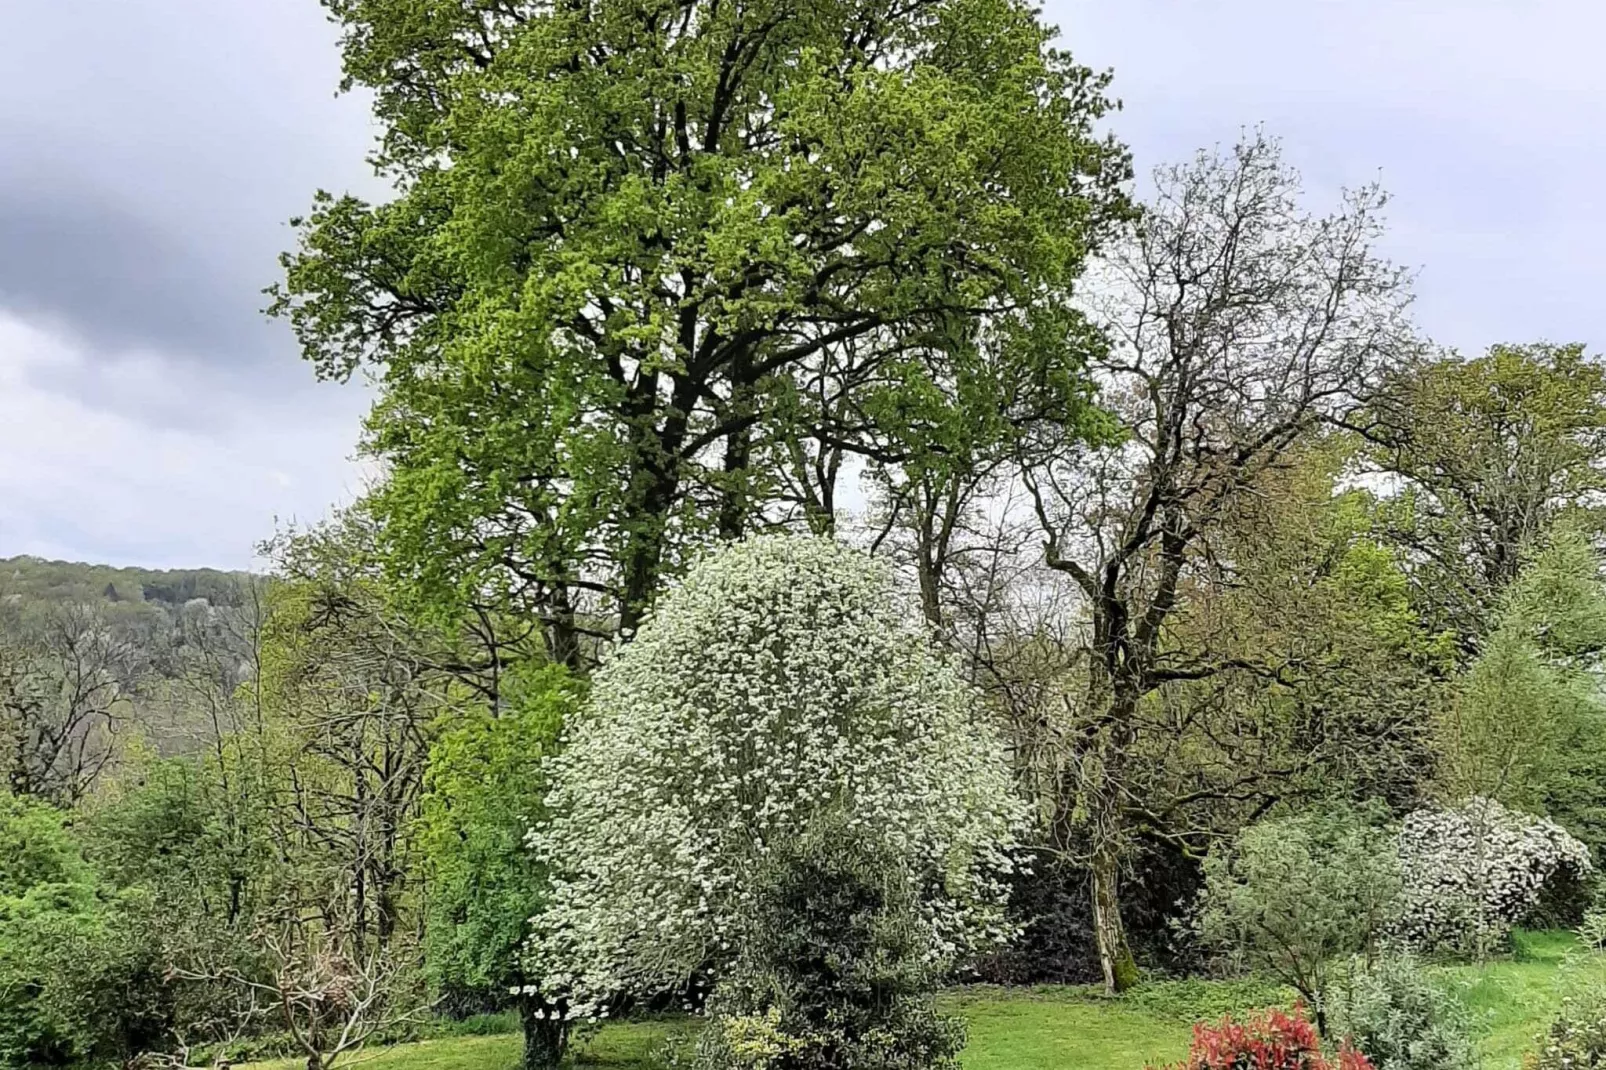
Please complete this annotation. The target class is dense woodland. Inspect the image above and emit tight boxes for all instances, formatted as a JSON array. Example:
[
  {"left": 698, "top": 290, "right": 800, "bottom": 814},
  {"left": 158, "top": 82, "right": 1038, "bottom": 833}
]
[{"left": 9, "top": 2, "right": 1606, "bottom": 1070}]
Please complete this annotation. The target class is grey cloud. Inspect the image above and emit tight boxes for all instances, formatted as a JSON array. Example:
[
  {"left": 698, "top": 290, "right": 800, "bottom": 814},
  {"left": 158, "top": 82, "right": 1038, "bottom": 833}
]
[
  {"left": 0, "top": 161, "right": 275, "bottom": 365},
  {"left": 0, "top": 0, "right": 378, "bottom": 381}
]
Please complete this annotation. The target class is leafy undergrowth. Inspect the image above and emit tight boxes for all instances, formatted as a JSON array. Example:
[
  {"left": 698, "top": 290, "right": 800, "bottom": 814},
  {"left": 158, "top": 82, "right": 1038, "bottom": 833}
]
[{"left": 243, "top": 932, "right": 1606, "bottom": 1070}]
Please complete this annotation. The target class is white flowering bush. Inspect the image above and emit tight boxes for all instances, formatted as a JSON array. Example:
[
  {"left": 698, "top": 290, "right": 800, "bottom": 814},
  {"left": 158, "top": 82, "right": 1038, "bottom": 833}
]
[
  {"left": 1393, "top": 797, "right": 1592, "bottom": 956},
  {"left": 526, "top": 535, "right": 1026, "bottom": 1019}
]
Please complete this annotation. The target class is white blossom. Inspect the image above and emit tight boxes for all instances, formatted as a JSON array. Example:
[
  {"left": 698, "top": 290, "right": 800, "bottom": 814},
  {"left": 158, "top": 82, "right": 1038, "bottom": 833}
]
[
  {"left": 1392, "top": 796, "right": 1591, "bottom": 954},
  {"left": 524, "top": 535, "right": 1027, "bottom": 1018}
]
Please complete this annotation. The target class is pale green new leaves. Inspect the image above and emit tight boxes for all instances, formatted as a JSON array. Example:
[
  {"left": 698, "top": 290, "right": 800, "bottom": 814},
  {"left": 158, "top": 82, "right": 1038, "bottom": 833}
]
[{"left": 527, "top": 535, "right": 1026, "bottom": 1017}]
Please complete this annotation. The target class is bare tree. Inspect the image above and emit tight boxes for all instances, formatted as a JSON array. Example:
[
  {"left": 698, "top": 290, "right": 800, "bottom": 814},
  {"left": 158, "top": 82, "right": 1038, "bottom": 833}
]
[
  {"left": 172, "top": 901, "right": 429, "bottom": 1070},
  {"left": 1019, "top": 132, "right": 1416, "bottom": 992},
  {"left": 0, "top": 600, "right": 143, "bottom": 804}
]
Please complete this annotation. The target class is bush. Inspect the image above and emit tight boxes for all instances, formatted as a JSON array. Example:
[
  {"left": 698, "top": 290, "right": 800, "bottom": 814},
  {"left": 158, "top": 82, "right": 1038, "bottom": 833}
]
[
  {"left": 1330, "top": 954, "right": 1479, "bottom": 1070},
  {"left": 531, "top": 535, "right": 1025, "bottom": 1019},
  {"left": 1394, "top": 797, "right": 1592, "bottom": 958},
  {"left": 1150, "top": 1005, "right": 1375, "bottom": 1070},
  {"left": 1577, "top": 883, "right": 1606, "bottom": 952},
  {"left": 1524, "top": 995, "right": 1606, "bottom": 1070},
  {"left": 0, "top": 795, "right": 173, "bottom": 1068},
  {"left": 695, "top": 815, "right": 964, "bottom": 1070},
  {"left": 417, "top": 663, "right": 577, "bottom": 1066},
  {"left": 1193, "top": 806, "right": 1400, "bottom": 1036}
]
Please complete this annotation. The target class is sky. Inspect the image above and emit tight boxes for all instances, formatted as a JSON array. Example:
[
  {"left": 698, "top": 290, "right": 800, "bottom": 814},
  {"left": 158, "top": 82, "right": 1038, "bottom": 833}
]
[{"left": 0, "top": 1, "right": 1603, "bottom": 570}]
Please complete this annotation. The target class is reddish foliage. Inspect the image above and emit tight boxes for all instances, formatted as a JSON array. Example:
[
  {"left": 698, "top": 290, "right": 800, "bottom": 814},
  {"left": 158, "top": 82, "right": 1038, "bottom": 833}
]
[{"left": 1150, "top": 1004, "right": 1376, "bottom": 1070}]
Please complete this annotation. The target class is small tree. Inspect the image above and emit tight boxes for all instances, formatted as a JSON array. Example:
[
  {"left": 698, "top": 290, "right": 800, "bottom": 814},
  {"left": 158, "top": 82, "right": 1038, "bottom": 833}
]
[
  {"left": 530, "top": 535, "right": 1025, "bottom": 1033},
  {"left": 417, "top": 664, "right": 577, "bottom": 1069},
  {"left": 171, "top": 906, "right": 428, "bottom": 1070},
  {"left": 1193, "top": 807, "right": 1401, "bottom": 1037},
  {"left": 1436, "top": 524, "right": 1606, "bottom": 851},
  {"left": 697, "top": 812, "right": 965, "bottom": 1070}
]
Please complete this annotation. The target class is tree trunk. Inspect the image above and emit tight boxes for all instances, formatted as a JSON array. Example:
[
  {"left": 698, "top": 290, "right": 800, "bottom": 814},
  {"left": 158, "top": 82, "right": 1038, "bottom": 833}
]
[
  {"left": 718, "top": 356, "right": 755, "bottom": 540},
  {"left": 544, "top": 585, "right": 581, "bottom": 671},
  {"left": 618, "top": 380, "right": 696, "bottom": 636},
  {"left": 520, "top": 1000, "right": 569, "bottom": 1070},
  {"left": 618, "top": 470, "right": 677, "bottom": 636},
  {"left": 1090, "top": 840, "right": 1136, "bottom": 995},
  {"left": 917, "top": 558, "right": 942, "bottom": 628}
]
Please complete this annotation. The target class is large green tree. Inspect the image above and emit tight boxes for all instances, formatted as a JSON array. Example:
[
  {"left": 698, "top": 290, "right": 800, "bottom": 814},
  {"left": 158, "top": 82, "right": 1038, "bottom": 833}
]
[
  {"left": 273, "top": 0, "right": 1131, "bottom": 661},
  {"left": 1362, "top": 343, "right": 1606, "bottom": 651}
]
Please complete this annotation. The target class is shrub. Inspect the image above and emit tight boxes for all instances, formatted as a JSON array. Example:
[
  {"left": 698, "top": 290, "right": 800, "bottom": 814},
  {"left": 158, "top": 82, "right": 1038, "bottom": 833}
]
[
  {"left": 1193, "top": 806, "right": 1400, "bottom": 1036},
  {"left": 1394, "top": 797, "right": 1592, "bottom": 957},
  {"left": 530, "top": 535, "right": 1026, "bottom": 1019},
  {"left": 1329, "top": 954, "right": 1478, "bottom": 1070},
  {"left": 1150, "top": 1005, "right": 1375, "bottom": 1070},
  {"left": 417, "top": 664, "right": 577, "bottom": 1066},
  {"left": 694, "top": 814, "right": 964, "bottom": 1070},
  {"left": 1577, "top": 883, "right": 1606, "bottom": 952},
  {"left": 0, "top": 795, "right": 173, "bottom": 1069},
  {"left": 1524, "top": 995, "right": 1606, "bottom": 1070}
]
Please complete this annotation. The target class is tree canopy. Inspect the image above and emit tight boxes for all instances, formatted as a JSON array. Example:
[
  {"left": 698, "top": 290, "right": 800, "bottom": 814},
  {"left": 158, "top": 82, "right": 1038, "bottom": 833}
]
[{"left": 273, "top": 0, "right": 1132, "bottom": 659}]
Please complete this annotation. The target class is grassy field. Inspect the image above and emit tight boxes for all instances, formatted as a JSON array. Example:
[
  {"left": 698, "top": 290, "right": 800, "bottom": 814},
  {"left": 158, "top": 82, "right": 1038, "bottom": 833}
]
[{"left": 246, "top": 931, "right": 1606, "bottom": 1070}]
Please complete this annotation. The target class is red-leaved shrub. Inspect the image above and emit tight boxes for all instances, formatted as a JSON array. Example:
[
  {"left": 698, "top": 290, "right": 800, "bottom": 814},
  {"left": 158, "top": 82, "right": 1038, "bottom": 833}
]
[{"left": 1151, "top": 1004, "right": 1375, "bottom": 1070}]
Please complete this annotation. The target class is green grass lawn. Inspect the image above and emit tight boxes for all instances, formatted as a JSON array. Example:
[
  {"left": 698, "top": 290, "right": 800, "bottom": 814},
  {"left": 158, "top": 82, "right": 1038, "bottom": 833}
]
[{"left": 245, "top": 931, "right": 1606, "bottom": 1070}]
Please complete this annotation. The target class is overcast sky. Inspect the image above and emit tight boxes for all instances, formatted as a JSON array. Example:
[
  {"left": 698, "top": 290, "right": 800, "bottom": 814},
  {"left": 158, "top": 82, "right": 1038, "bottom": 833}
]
[{"left": 1, "top": 1, "right": 1602, "bottom": 570}]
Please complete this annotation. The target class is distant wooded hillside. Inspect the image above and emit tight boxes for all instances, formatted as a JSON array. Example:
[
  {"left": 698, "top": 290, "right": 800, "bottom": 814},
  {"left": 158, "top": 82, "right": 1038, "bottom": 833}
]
[{"left": 0, "top": 556, "right": 255, "bottom": 613}]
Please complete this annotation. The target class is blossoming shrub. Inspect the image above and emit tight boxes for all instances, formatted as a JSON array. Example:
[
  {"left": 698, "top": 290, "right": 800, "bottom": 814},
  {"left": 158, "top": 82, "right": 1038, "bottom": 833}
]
[
  {"left": 1393, "top": 797, "right": 1592, "bottom": 957},
  {"left": 529, "top": 534, "right": 1026, "bottom": 1023},
  {"left": 1151, "top": 1005, "right": 1375, "bottom": 1070},
  {"left": 694, "top": 813, "right": 965, "bottom": 1070},
  {"left": 1329, "top": 954, "right": 1478, "bottom": 1070}
]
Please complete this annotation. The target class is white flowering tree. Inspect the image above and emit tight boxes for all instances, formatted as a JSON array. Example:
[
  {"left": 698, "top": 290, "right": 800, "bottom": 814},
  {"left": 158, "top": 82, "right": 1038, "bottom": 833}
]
[
  {"left": 526, "top": 534, "right": 1026, "bottom": 1019},
  {"left": 1393, "top": 797, "right": 1592, "bottom": 957}
]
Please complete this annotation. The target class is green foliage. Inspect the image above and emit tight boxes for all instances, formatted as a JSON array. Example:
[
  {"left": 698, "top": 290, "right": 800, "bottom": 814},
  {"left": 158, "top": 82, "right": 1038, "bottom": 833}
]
[
  {"left": 1370, "top": 342, "right": 1606, "bottom": 649},
  {"left": 695, "top": 814, "right": 964, "bottom": 1070},
  {"left": 1193, "top": 806, "right": 1402, "bottom": 1034},
  {"left": 275, "top": 0, "right": 1133, "bottom": 643},
  {"left": 1172, "top": 439, "right": 1453, "bottom": 815},
  {"left": 0, "top": 555, "right": 251, "bottom": 616},
  {"left": 418, "top": 664, "right": 577, "bottom": 1009},
  {"left": 1438, "top": 524, "right": 1606, "bottom": 852},
  {"left": 1578, "top": 883, "right": 1606, "bottom": 952},
  {"left": 0, "top": 794, "right": 172, "bottom": 1068},
  {"left": 0, "top": 792, "right": 92, "bottom": 894},
  {"left": 1330, "top": 954, "right": 1480, "bottom": 1070},
  {"left": 1523, "top": 993, "right": 1606, "bottom": 1070}
]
